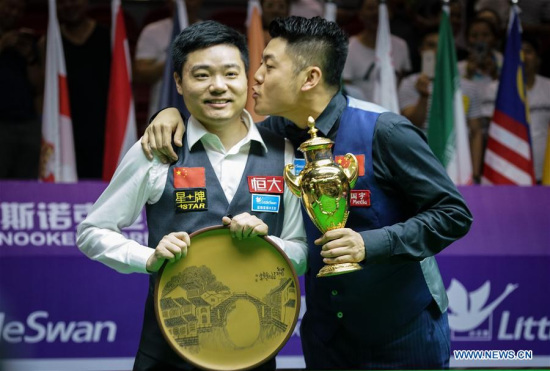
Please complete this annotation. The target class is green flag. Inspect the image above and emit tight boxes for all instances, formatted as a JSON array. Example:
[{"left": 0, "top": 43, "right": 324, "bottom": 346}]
[{"left": 428, "top": 8, "right": 472, "bottom": 185}]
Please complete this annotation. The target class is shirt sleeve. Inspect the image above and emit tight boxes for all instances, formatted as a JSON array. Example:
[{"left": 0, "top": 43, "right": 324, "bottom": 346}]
[
  {"left": 267, "top": 139, "right": 308, "bottom": 275},
  {"left": 76, "top": 141, "right": 168, "bottom": 274},
  {"left": 361, "top": 113, "right": 473, "bottom": 262}
]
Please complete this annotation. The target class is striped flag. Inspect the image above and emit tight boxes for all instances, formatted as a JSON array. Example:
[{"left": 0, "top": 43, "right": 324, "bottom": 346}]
[
  {"left": 102, "top": 0, "right": 137, "bottom": 181},
  {"left": 427, "top": 5, "right": 472, "bottom": 185},
  {"left": 40, "top": 0, "right": 77, "bottom": 182},
  {"left": 158, "top": 0, "right": 189, "bottom": 116},
  {"left": 373, "top": 0, "right": 399, "bottom": 113},
  {"left": 482, "top": 6, "right": 535, "bottom": 185},
  {"left": 245, "top": 0, "right": 265, "bottom": 122}
]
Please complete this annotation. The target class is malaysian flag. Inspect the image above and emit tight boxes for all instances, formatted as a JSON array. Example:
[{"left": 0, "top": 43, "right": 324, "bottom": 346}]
[{"left": 482, "top": 6, "right": 535, "bottom": 185}]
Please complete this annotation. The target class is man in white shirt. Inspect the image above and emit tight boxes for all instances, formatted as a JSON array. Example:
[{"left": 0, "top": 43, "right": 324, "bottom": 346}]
[
  {"left": 342, "top": 0, "right": 411, "bottom": 101},
  {"left": 77, "top": 20, "right": 307, "bottom": 370}
]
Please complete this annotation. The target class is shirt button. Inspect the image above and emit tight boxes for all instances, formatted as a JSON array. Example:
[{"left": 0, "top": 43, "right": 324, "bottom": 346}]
[
  {"left": 337, "top": 312, "right": 343, "bottom": 319},
  {"left": 331, "top": 290, "right": 338, "bottom": 296}
]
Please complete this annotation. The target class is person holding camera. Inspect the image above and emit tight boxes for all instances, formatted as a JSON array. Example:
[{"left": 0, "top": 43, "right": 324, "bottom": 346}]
[{"left": 458, "top": 17, "right": 502, "bottom": 84}]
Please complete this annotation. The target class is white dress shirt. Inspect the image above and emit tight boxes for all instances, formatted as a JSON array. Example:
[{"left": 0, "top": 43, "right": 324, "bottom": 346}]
[{"left": 77, "top": 110, "right": 308, "bottom": 275}]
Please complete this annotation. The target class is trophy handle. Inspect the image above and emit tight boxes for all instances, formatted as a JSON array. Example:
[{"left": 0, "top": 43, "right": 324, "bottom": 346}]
[
  {"left": 343, "top": 153, "right": 359, "bottom": 189},
  {"left": 283, "top": 164, "right": 302, "bottom": 197}
]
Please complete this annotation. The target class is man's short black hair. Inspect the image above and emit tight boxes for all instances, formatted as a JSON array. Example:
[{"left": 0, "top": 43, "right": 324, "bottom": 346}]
[
  {"left": 269, "top": 16, "right": 348, "bottom": 90},
  {"left": 172, "top": 20, "right": 249, "bottom": 77}
]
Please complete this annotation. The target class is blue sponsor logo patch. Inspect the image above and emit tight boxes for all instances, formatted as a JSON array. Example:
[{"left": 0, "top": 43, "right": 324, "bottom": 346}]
[
  {"left": 251, "top": 194, "right": 280, "bottom": 213},
  {"left": 293, "top": 159, "right": 306, "bottom": 175}
]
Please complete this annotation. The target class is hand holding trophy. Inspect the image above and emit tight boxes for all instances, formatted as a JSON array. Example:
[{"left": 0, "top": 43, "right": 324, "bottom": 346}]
[{"left": 284, "top": 117, "right": 363, "bottom": 277}]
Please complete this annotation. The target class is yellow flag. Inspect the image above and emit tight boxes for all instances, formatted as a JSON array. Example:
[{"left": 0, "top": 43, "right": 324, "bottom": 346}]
[{"left": 542, "top": 130, "right": 550, "bottom": 185}]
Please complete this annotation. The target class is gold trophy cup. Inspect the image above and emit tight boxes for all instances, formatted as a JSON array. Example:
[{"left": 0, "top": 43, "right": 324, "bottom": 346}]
[{"left": 284, "top": 117, "right": 363, "bottom": 277}]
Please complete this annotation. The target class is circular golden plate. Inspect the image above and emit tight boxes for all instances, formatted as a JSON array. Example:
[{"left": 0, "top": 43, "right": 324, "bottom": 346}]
[{"left": 154, "top": 226, "right": 300, "bottom": 371}]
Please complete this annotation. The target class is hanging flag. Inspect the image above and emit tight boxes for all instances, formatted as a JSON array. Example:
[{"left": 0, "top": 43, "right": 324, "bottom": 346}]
[
  {"left": 542, "top": 131, "right": 550, "bottom": 185},
  {"left": 324, "top": 0, "right": 337, "bottom": 22},
  {"left": 245, "top": 0, "right": 265, "bottom": 122},
  {"left": 373, "top": 0, "right": 399, "bottom": 113},
  {"left": 427, "top": 4, "right": 472, "bottom": 185},
  {"left": 40, "top": 0, "right": 77, "bottom": 182},
  {"left": 482, "top": 6, "right": 535, "bottom": 185},
  {"left": 102, "top": 0, "right": 138, "bottom": 181},
  {"left": 158, "top": 0, "right": 189, "bottom": 117}
]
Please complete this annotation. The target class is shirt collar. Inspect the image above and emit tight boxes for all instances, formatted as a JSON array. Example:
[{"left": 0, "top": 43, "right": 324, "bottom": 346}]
[
  {"left": 186, "top": 109, "right": 268, "bottom": 153},
  {"left": 284, "top": 91, "right": 347, "bottom": 137},
  {"left": 314, "top": 92, "right": 347, "bottom": 136}
]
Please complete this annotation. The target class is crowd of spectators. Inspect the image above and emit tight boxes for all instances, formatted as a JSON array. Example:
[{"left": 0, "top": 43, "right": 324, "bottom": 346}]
[{"left": 1, "top": 0, "right": 549, "bottom": 182}]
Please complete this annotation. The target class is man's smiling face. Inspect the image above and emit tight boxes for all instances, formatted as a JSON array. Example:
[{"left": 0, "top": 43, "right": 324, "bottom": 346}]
[{"left": 175, "top": 44, "right": 248, "bottom": 130}]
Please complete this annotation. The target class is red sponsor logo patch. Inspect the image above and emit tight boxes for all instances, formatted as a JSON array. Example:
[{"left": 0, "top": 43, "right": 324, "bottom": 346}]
[
  {"left": 335, "top": 154, "right": 365, "bottom": 176},
  {"left": 247, "top": 176, "right": 284, "bottom": 194},
  {"left": 350, "top": 190, "right": 371, "bottom": 207}
]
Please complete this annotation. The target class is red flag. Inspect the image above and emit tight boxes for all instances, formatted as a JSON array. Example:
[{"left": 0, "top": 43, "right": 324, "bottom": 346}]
[
  {"left": 245, "top": 0, "right": 265, "bottom": 122},
  {"left": 335, "top": 154, "right": 365, "bottom": 176},
  {"left": 174, "top": 167, "right": 206, "bottom": 188},
  {"left": 103, "top": 0, "right": 137, "bottom": 181},
  {"left": 40, "top": 0, "right": 77, "bottom": 182}
]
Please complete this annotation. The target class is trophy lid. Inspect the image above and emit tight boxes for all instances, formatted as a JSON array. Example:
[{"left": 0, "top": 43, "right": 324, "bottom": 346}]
[{"left": 298, "top": 116, "right": 333, "bottom": 153}]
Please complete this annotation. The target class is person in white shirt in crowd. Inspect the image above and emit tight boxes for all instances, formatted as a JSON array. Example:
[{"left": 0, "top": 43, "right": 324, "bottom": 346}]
[
  {"left": 458, "top": 17, "right": 502, "bottom": 85},
  {"left": 133, "top": 0, "right": 203, "bottom": 118},
  {"left": 77, "top": 20, "right": 306, "bottom": 370},
  {"left": 342, "top": 0, "right": 411, "bottom": 101},
  {"left": 480, "top": 36, "right": 550, "bottom": 183},
  {"left": 399, "top": 29, "right": 485, "bottom": 182}
]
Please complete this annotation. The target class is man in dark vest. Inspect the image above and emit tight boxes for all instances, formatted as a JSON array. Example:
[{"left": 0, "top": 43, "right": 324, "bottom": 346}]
[
  {"left": 77, "top": 21, "right": 307, "bottom": 370},
  {"left": 141, "top": 16, "right": 473, "bottom": 370}
]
